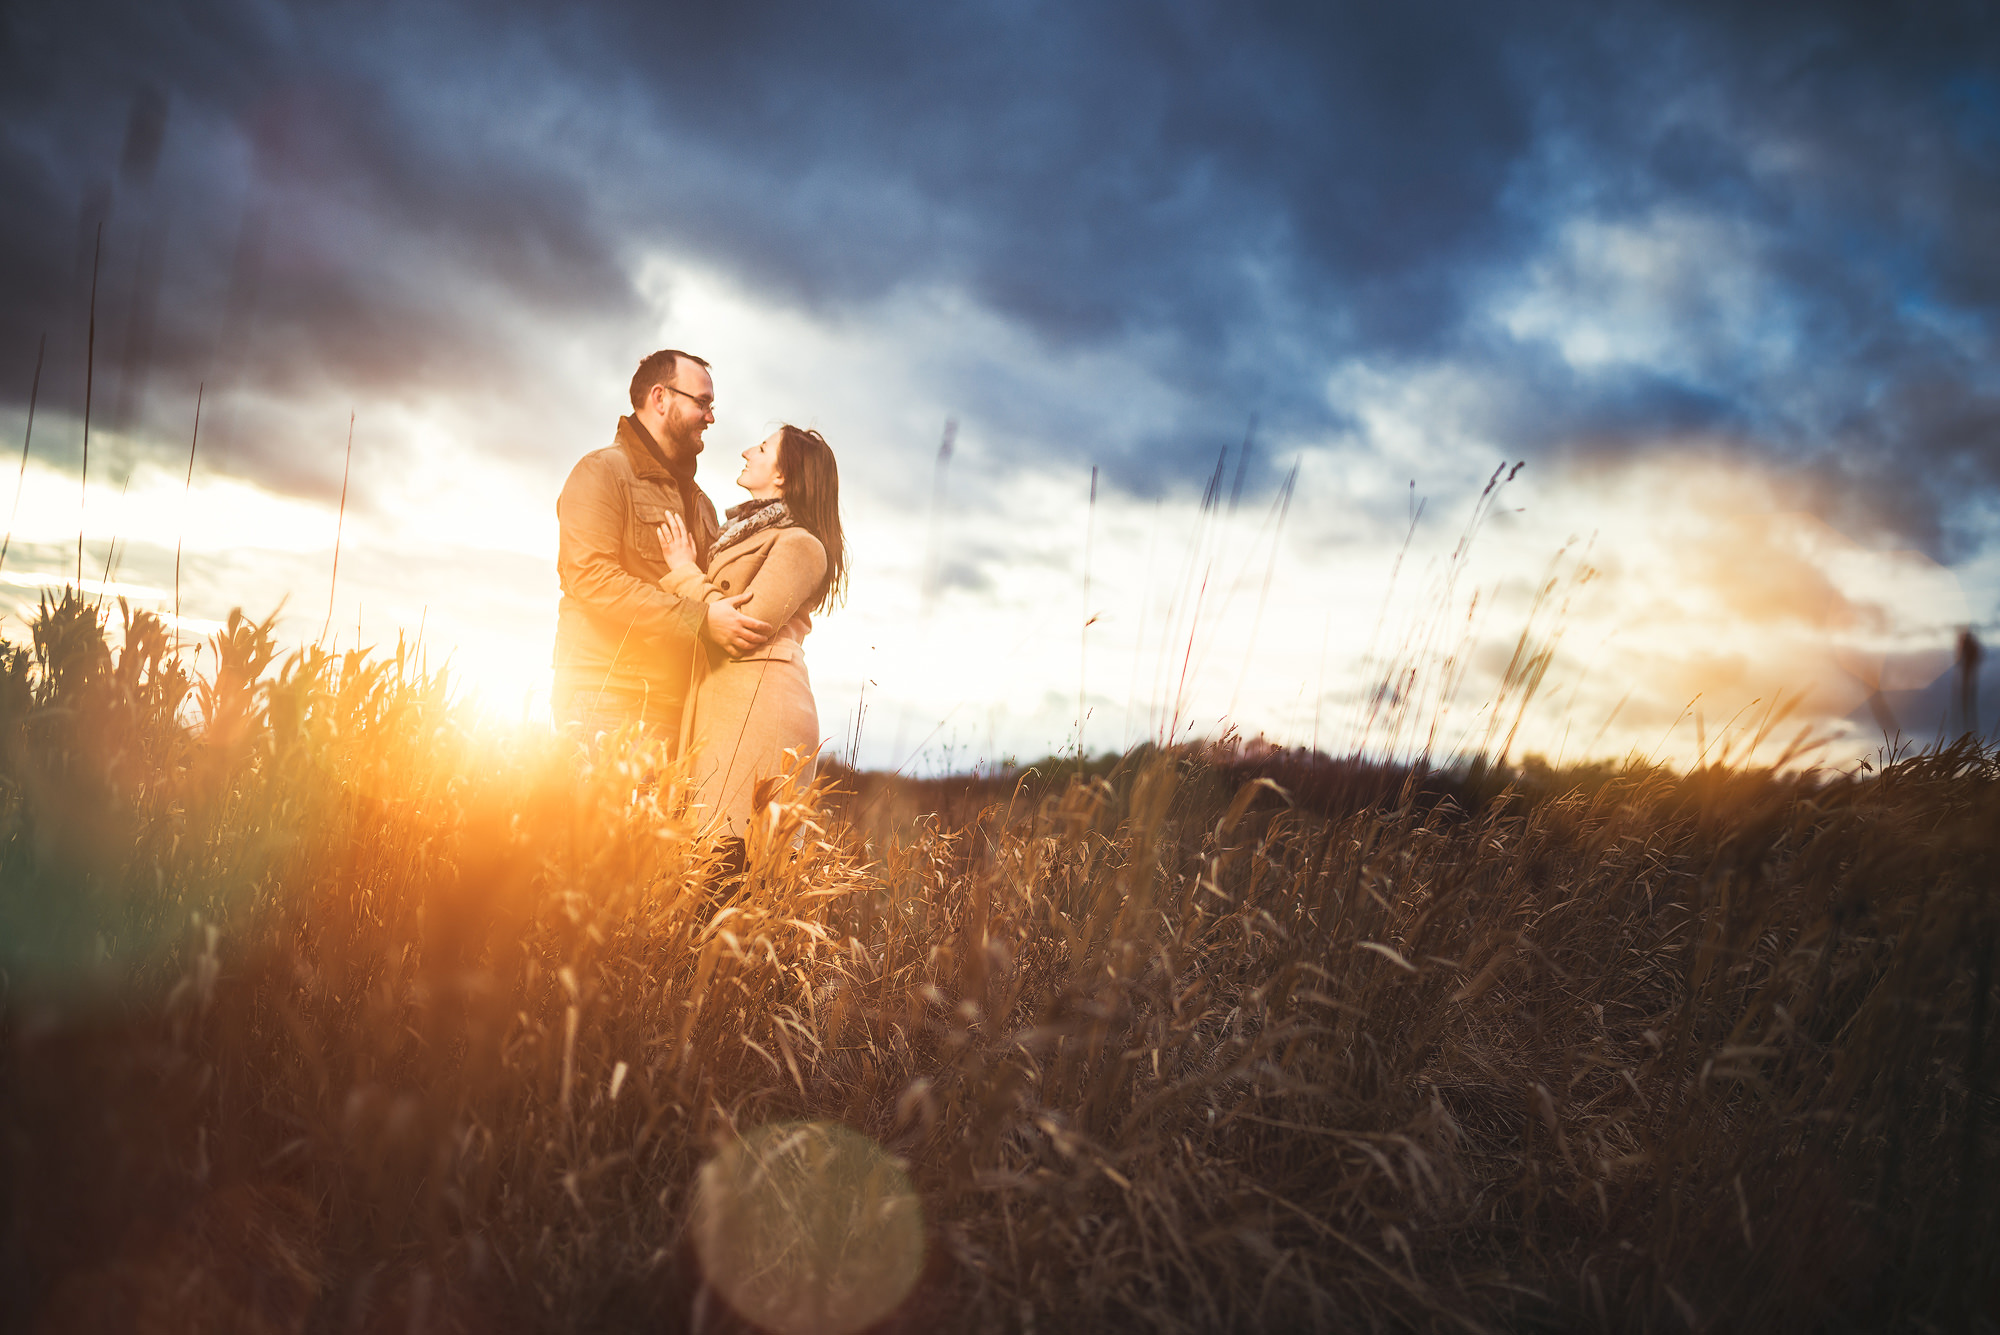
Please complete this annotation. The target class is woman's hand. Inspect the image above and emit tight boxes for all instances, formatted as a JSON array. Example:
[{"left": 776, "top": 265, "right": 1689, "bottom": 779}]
[{"left": 656, "top": 511, "right": 697, "bottom": 567}]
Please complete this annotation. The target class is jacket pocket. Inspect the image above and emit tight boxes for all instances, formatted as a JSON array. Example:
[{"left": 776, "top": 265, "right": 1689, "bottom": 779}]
[{"left": 631, "top": 505, "right": 671, "bottom": 560}]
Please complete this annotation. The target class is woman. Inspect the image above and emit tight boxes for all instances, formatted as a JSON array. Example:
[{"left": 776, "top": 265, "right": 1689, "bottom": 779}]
[{"left": 656, "top": 424, "right": 847, "bottom": 838}]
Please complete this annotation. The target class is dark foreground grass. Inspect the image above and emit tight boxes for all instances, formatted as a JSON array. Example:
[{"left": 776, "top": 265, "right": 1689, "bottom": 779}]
[{"left": 2, "top": 590, "right": 1996, "bottom": 1333}]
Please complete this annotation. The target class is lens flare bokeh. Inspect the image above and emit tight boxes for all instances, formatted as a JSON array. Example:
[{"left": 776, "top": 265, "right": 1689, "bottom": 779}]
[{"left": 691, "top": 1121, "right": 924, "bottom": 1335}]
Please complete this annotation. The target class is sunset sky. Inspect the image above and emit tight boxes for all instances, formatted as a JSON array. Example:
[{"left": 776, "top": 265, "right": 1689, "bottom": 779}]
[{"left": 2, "top": 1, "right": 1995, "bottom": 771}]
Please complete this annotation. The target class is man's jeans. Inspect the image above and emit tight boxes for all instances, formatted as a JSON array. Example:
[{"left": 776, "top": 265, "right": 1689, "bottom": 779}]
[{"left": 552, "top": 676, "right": 682, "bottom": 753}]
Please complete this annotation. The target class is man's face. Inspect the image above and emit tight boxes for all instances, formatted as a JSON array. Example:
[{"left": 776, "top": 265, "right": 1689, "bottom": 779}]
[{"left": 657, "top": 362, "right": 716, "bottom": 456}]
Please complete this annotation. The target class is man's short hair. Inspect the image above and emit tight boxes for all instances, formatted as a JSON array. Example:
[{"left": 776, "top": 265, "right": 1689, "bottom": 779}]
[{"left": 629, "top": 348, "right": 711, "bottom": 411}]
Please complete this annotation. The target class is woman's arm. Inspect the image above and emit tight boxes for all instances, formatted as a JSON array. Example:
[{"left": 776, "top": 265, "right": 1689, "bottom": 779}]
[
  {"left": 660, "top": 563, "right": 719, "bottom": 602},
  {"left": 730, "top": 530, "right": 827, "bottom": 635},
  {"left": 656, "top": 528, "right": 826, "bottom": 654},
  {"left": 652, "top": 511, "right": 774, "bottom": 656}
]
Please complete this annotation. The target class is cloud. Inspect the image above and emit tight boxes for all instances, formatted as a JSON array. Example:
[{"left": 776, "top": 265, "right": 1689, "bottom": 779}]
[{"left": 0, "top": 0, "right": 1996, "bottom": 559}]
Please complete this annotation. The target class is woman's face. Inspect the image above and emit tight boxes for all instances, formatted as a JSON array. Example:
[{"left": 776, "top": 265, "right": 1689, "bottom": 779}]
[{"left": 737, "top": 432, "right": 785, "bottom": 498}]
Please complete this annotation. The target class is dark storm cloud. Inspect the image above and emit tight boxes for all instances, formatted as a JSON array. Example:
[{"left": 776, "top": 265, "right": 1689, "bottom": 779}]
[
  {"left": 1500, "top": 0, "right": 2000, "bottom": 555},
  {"left": 2, "top": 0, "right": 1997, "bottom": 538},
  {"left": 0, "top": 0, "right": 646, "bottom": 493}
]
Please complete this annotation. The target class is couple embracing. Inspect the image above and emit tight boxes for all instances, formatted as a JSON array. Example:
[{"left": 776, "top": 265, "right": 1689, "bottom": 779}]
[{"left": 551, "top": 348, "right": 847, "bottom": 840}]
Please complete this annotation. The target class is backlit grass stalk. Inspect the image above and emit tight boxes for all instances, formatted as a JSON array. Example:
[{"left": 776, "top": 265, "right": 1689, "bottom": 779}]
[
  {"left": 319, "top": 412, "right": 354, "bottom": 648},
  {"left": 0, "top": 333, "right": 46, "bottom": 574},
  {"left": 78, "top": 226, "right": 102, "bottom": 585},
  {"left": 174, "top": 382, "right": 201, "bottom": 645}
]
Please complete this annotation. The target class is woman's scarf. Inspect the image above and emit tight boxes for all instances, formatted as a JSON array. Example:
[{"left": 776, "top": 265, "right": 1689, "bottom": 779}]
[{"left": 712, "top": 497, "right": 790, "bottom": 556}]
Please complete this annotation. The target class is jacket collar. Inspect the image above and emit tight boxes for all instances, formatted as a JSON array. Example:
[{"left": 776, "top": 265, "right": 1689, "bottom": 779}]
[{"left": 615, "top": 415, "right": 695, "bottom": 483}]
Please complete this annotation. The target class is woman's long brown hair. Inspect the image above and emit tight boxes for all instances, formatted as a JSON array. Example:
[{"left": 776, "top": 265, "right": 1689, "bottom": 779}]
[{"left": 776, "top": 425, "right": 847, "bottom": 612}]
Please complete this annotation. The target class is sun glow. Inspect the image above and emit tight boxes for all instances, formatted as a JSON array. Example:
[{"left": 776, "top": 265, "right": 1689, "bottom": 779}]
[{"left": 1460, "top": 452, "right": 1972, "bottom": 765}]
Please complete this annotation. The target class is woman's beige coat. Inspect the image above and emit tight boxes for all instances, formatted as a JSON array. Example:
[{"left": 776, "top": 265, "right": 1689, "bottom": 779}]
[{"left": 661, "top": 523, "right": 827, "bottom": 836}]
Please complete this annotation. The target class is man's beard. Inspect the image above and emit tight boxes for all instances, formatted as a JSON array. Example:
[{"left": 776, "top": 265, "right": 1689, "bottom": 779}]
[{"left": 665, "top": 420, "right": 704, "bottom": 459}]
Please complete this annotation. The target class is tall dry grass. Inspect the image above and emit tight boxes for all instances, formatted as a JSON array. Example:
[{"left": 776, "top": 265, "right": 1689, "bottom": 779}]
[{"left": 2, "top": 588, "right": 1996, "bottom": 1332}]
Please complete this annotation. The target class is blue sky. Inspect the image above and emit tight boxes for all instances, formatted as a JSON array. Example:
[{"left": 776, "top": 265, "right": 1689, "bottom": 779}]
[{"left": 2, "top": 0, "right": 1996, "bottom": 768}]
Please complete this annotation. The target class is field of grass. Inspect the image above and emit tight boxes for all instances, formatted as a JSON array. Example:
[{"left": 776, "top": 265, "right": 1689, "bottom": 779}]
[{"left": 2, "top": 589, "right": 1996, "bottom": 1333}]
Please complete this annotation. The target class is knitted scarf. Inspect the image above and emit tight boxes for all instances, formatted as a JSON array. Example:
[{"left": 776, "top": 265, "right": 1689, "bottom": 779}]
[{"left": 712, "top": 497, "right": 790, "bottom": 555}]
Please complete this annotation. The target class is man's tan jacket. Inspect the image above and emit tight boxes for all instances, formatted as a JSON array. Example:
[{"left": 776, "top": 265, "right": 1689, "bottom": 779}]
[{"left": 553, "top": 416, "right": 721, "bottom": 706}]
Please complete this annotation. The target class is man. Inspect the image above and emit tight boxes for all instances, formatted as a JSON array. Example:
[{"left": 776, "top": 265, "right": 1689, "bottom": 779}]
[{"left": 553, "top": 349, "right": 771, "bottom": 741}]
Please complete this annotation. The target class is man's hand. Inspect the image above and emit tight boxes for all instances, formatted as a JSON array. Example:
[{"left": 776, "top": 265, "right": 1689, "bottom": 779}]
[{"left": 704, "top": 592, "right": 772, "bottom": 656}]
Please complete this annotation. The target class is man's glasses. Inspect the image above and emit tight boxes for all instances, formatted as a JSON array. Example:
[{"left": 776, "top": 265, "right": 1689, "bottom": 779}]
[{"left": 663, "top": 384, "right": 716, "bottom": 415}]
